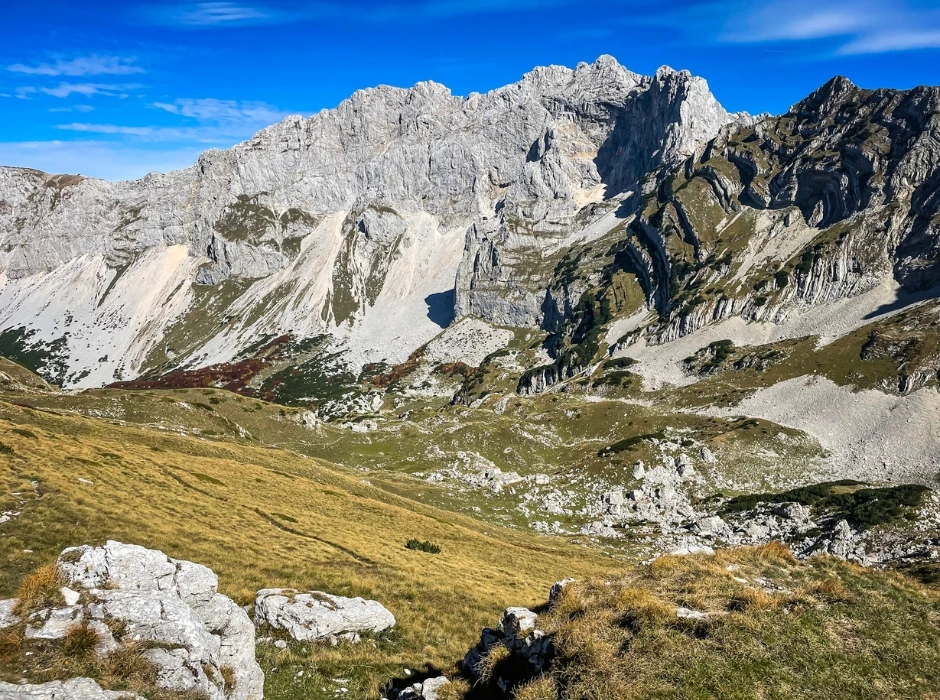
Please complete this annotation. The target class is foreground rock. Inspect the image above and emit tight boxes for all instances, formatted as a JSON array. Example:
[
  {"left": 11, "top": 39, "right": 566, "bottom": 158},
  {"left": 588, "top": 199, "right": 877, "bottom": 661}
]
[
  {"left": 463, "top": 597, "right": 558, "bottom": 691},
  {"left": 0, "top": 678, "right": 143, "bottom": 700},
  {"left": 255, "top": 589, "right": 395, "bottom": 642},
  {"left": 2, "top": 542, "right": 263, "bottom": 700},
  {"left": 393, "top": 676, "right": 450, "bottom": 700}
]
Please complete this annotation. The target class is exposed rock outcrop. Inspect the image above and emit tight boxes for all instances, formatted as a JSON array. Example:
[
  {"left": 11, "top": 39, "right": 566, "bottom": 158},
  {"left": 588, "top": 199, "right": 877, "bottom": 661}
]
[
  {"left": 254, "top": 588, "right": 395, "bottom": 642},
  {"left": 2, "top": 542, "right": 263, "bottom": 700},
  {"left": 0, "top": 678, "right": 143, "bottom": 700}
]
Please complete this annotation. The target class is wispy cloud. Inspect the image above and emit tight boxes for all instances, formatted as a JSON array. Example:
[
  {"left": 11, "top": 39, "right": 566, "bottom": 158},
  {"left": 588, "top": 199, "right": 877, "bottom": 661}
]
[
  {"left": 837, "top": 29, "right": 940, "bottom": 55},
  {"left": 55, "top": 96, "right": 290, "bottom": 144},
  {"left": 49, "top": 105, "right": 95, "bottom": 113},
  {"left": 36, "top": 82, "right": 145, "bottom": 98},
  {"left": 9, "top": 82, "right": 144, "bottom": 100},
  {"left": 141, "top": 0, "right": 570, "bottom": 27},
  {"left": 141, "top": 1, "right": 290, "bottom": 26},
  {"left": 679, "top": 0, "right": 940, "bottom": 56},
  {"left": 7, "top": 55, "right": 145, "bottom": 77},
  {"left": 152, "top": 97, "right": 286, "bottom": 124},
  {"left": 57, "top": 122, "right": 227, "bottom": 142}
]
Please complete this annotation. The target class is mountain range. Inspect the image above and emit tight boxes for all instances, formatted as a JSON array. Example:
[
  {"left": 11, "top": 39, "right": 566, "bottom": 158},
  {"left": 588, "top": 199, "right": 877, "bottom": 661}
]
[{"left": 1, "top": 54, "right": 940, "bottom": 700}]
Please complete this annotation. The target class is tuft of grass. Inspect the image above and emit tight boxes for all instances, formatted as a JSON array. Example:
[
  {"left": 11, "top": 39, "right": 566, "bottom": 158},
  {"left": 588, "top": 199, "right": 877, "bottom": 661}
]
[
  {"left": 220, "top": 665, "right": 236, "bottom": 694},
  {"left": 13, "top": 563, "right": 63, "bottom": 615},
  {"left": 513, "top": 675, "right": 558, "bottom": 700},
  {"left": 727, "top": 587, "right": 781, "bottom": 612},
  {"left": 11, "top": 428, "right": 37, "bottom": 439},
  {"left": 61, "top": 624, "right": 99, "bottom": 657},
  {"left": 475, "top": 643, "right": 510, "bottom": 683}
]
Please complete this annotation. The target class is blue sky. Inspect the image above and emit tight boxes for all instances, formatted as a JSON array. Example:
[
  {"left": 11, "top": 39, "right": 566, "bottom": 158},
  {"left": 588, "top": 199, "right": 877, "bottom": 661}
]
[{"left": 1, "top": 0, "right": 938, "bottom": 180}]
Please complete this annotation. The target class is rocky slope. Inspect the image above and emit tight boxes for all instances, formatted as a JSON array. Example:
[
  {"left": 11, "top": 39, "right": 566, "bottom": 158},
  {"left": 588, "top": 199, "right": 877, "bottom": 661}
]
[
  {"left": 514, "top": 76, "right": 940, "bottom": 394},
  {"left": 1, "top": 59, "right": 939, "bottom": 531},
  {"left": 0, "top": 56, "right": 732, "bottom": 388}
]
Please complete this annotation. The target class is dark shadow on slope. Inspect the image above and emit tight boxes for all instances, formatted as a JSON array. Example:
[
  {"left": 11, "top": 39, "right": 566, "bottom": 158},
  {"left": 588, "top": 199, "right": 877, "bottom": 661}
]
[
  {"left": 425, "top": 289, "right": 456, "bottom": 328},
  {"left": 862, "top": 283, "right": 940, "bottom": 320}
]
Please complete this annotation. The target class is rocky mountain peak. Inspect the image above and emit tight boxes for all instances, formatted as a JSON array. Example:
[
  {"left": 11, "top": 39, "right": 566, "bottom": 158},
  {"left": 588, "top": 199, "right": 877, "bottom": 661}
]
[{"left": 0, "top": 56, "right": 735, "bottom": 387}]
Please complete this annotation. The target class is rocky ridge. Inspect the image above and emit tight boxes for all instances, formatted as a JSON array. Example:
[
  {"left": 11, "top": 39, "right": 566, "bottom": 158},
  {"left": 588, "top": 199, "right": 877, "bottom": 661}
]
[{"left": 0, "top": 56, "right": 731, "bottom": 389}]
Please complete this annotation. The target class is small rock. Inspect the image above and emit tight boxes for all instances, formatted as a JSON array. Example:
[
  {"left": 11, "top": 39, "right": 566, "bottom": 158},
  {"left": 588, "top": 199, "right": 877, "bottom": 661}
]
[
  {"left": 691, "top": 515, "right": 727, "bottom": 536},
  {"left": 60, "top": 587, "right": 81, "bottom": 606},
  {"left": 274, "top": 640, "right": 288, "bottom": 650},
  {"left": 773, "top": 502, "right": 811, "bottom": 521},
  {"left": 549, "top": 578, "right": 575, "bottom": 606},
  {"left": 421, "top": 676, "right": 450, "bottom": 700},
  {"left": 676, "top": 607, "right": 709, "bottom": 620},
  {"left": 25, "top": 606, "right": 83, "bottom": 640},
  {"left": 498, "top": 607, "right": 538, "bottom": 636}
]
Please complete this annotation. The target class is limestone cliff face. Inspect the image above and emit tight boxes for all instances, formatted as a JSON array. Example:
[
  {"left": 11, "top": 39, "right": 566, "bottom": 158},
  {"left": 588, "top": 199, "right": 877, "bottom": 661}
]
[
  {"left": 454, "top": 65, "right": 733, "bottom": 327},
  {"left": 0, "top": 56, "right": 732, "bottom": 387},
  {"left": 514, "top": 77, "right": 940, "bottom": 394}
]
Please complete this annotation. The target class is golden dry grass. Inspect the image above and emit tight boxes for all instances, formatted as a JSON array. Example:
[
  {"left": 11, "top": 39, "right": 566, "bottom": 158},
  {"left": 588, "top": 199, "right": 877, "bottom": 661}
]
[
  {"left": 460, "top": 545, "right": 940, "bottom": 700},
  {"left": 0, "top": 400, "right": 614, "bottom": 698}
]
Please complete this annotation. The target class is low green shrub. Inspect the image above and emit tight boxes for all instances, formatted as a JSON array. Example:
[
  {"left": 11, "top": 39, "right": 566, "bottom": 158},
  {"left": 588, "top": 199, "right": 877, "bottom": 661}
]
[
  {"left": 723, "top": 481, "right": 929, "bottom": 529},
  {"left": 405, "top": 539, "right": 441, "bottom": 554}
]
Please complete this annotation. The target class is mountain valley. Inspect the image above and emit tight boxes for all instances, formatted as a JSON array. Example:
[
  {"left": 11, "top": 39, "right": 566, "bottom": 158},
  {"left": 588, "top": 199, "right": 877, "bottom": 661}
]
[{"left": 1, "top": 56, "right": 939, "bottom": 700}]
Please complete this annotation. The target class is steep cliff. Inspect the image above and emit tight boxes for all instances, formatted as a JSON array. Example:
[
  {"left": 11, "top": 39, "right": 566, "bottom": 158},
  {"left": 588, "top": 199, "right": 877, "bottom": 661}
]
[
  {"left": 517, "top": 76, "right": 940, "bottom": 394},
  {"left": 0, "top": 56, "right": 731, "bottom": 387}
]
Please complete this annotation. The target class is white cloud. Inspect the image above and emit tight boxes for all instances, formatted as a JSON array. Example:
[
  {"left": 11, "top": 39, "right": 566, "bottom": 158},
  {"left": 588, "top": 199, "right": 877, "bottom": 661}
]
[
  {"left": 56, "top": 123, "right": 232, "bottom": 142},
  {"left": 837, "top": 29, "right": 940, "bottom": 54},
  {"left": 7, "top": 55, "right": 144, "bottom": 77},
  {"left": 152, "top": 97, "right": 287, "bottom": 124},
  {"left": 52, "top": 96, "right": 291, "bottom": 149},
  {"left": 48, "top": 105, "right": 95, "bottom": 113},
  {"left": 36, "top": 82, "right": 145, "bottom": 98},
  {"left": 664, "top": 0, "right": 940, "bottom": 56},
  {"left": 144, "top": 1, "right": 283, "bottom": 26},
  {"left": 0, "top": 140, "right": 207, "bottom": 181}
]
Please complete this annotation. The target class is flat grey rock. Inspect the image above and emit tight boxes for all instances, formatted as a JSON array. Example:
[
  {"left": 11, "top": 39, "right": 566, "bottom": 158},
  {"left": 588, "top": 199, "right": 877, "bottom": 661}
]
[{"left": 255, "top": 588, "right": 395, "bottom": 642}]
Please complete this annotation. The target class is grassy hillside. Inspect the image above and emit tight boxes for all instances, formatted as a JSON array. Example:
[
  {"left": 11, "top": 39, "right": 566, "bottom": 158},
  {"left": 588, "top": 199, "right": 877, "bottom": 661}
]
[
  {"left": 467, "top": 544, "right": 940, "bottom": 700},
  {"left": 0, "top": 399, "right": 615, "bottom": 699},
  {"left": 0, "top": 380, "right": 824, "bottom": 532}
]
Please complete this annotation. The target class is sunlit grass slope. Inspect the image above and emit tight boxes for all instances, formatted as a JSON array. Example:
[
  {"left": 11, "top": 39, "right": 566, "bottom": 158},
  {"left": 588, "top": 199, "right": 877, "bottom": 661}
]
[
  {"left": 469, "top": 545, "right": 940, "bottom": 700},
  {"left": 0, "top": 400, "right": 614, "bottom": 699}
]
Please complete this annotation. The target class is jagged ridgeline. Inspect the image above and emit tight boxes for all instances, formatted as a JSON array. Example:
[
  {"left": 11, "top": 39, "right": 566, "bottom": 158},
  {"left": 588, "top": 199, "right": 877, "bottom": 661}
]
[
  {"left": 1, "top": 59, "right": 937, "bottom": 405},
  {"left": 0, "top": 56, "right": 733, "bottom": 389},
  {"left": 518, "top": 76, "right": 940, "bottom": 393}
]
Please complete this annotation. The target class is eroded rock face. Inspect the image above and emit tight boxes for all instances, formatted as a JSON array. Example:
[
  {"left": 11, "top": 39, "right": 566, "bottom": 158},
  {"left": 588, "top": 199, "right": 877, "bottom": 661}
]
[
  {"left": 0, "top": 56, "right": 732, "bottom": 388},
  {"left": 52, "top": 541, "right": 263, "bottom": 700},
  {"left": 0, "top": 678, "right": 143, "bottom": 700},
  {"left": 254, "top": 589, "right": 395, "bottom": 642}
]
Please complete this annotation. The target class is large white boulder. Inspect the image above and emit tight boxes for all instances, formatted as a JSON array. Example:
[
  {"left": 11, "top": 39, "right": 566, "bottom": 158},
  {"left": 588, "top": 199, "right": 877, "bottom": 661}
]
[
  {"left": 254, "top": 589, "right": 395, "bottom": 642},
  {"left": 50, "top": 542, "right": 263, "bottom": 700},
  {"left": 0, "top": 678, "right": 142, "bottom": 700}
]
